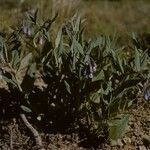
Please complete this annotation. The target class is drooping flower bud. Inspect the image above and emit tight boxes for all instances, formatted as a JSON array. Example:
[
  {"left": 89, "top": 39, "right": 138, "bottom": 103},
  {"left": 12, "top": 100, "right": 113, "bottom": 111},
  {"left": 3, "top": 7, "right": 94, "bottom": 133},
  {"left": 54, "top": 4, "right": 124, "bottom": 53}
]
[
  {"left": 143, "top": 80, "right": 150, "bottom": 101},
  {"left": 22, "top": 25, "right": 32, "bottom": 37},
  {"left": 22, "top": 26, "right": 28, "bottom": 34},
  {"left": 92, "top": 62, "right": 97, "bottom": 72},
  {"left": 81, "top": 60, "right": 97, "bottom": 79},
  {"left": 81, "top": 68, "right": 87, "bottom": 76},
  {"left": 90, "top": 59, "right": 97, "bottom": 72},
  {"left": 89, "top": 63, "right": 93, "bottom": 74},
  {"left": 27, "top": 28, "right": 31, "bottom": 36},
  {"left": 144, "top": 89, "right": 150, "bottom": 101},
  {"left": 37, "top": 35, "right": 44, "bottom": 45}
]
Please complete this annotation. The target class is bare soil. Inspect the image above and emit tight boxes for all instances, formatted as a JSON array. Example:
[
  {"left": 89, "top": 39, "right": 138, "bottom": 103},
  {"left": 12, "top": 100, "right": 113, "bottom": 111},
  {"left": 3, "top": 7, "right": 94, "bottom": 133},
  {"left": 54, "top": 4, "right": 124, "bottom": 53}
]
[{"left": 0, "top": 78, "right": 150, "bottom": 150}]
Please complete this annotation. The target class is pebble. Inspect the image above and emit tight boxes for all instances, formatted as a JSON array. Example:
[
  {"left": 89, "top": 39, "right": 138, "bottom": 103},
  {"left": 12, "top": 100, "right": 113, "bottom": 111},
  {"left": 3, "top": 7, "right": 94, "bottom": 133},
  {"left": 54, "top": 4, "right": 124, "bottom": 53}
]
[
  {"left": 117, "top": 139, "right": 124, "bottom": 147},
  {"left": 139, "top": 145, "right": 147, "bottom": 150},
  {"left": 142, "top": 134, "right": 150, "bottom": 146},
  {"left": 123, "top": 137, "right": 131, "bottom": 144}
]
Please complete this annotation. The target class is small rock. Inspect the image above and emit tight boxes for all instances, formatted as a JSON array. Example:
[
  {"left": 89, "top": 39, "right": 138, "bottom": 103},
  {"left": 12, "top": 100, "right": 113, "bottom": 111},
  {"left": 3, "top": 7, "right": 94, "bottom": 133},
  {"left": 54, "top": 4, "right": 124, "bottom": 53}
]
[
  {"left": 142, "top": 135, "right": 150, "bottom": 146},
  {"left": 131, "top": 136, "right": 136, "bottom": 142},
  {"left": 139, "top": 145, "right": 147, "bottom": 150},
  {"left": 117, "top": 139, "right": 124, "bottom": 147},
  {"left": 123, "top": 137, "right": 131, "bottom": 144},
  {"left": 47, "top": 144, "right": 58, "bottom": 150}
]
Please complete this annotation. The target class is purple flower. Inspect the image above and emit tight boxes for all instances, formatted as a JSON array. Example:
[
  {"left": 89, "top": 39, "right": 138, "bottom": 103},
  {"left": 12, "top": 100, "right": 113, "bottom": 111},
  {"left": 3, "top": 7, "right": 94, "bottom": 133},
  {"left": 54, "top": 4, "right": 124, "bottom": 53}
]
[
  {"left": 144, "top": 89, "right": 150, "bottom": 101},
  {"left": 37, "top": 35, "right": 44, "bottom": 45},
  {"left": 22, "top": 25, "right": 32, "bottom": 36},
  {"left": 81, "top": 60, "right": 97, "bottom": 79},
  {"left": 27, "top": 28, "right": 31, "bottom": 36},
  {"left": 91, "top": 59, "right": 97, "bottom": 72},
  {"left": 82, "top": 69, "right": 87, "bottom": 76},
  {"left": 89, "top": 64, "right": 93, "bottom": 74},
  {"left": 22, "top": 26, "right": 28, "bottom": 34},
  {"left": 92, "top": 62, "right": 97, "bottom": 72}
]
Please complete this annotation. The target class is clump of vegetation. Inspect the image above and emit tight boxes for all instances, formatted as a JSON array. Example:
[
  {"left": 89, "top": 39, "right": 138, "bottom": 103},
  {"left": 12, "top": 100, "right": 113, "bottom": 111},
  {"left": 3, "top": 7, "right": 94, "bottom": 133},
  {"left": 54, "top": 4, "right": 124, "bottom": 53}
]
[{"left": 0, "top": 9, "right": 149, "bottom": 149}]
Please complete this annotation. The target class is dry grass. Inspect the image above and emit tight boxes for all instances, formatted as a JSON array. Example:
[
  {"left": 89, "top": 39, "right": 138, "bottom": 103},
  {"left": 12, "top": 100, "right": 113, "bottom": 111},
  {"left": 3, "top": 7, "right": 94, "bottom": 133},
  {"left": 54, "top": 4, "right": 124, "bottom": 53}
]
[{"left": 0, "top": 0, "right": 150, "bottom": 38}]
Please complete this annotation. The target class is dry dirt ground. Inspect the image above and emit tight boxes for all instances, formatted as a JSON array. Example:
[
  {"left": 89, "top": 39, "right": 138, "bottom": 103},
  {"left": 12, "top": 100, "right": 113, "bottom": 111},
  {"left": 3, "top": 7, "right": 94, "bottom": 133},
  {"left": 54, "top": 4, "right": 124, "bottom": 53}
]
[
  {"left": 0, "top": 78, "right": 150, "bottom": 150},
  {"left": 0, "top": 20, "right": 150, "bottom": 149}
]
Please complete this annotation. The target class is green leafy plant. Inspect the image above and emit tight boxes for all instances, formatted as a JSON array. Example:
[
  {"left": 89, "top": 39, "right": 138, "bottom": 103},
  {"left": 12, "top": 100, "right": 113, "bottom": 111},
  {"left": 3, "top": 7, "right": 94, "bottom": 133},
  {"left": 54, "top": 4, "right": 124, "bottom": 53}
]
[
  {"left": 0, "top": 10, "right": 150, "bottom": 149},
  {"left": 39, "top": 13, "right": 149, "bottom": 144},
  {"left": 0, "top": 9, "right": 56, "bottom": 149}
]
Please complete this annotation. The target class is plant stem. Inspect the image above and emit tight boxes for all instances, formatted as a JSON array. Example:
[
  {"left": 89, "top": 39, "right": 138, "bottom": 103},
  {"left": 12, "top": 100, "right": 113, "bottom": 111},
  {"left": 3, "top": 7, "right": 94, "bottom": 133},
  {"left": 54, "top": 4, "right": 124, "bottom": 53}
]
[{"left": 20, "top": 113, "right": 45, "bottom": 150}]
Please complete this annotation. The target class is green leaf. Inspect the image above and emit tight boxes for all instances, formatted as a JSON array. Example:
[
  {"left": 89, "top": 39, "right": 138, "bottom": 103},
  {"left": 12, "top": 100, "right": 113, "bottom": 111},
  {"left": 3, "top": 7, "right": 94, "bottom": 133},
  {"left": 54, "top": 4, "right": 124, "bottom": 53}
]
[
  {"left": 10, "top": 50, "right": 20, "bottom": 70},
  {"left": 55, "top": 27, "right": 62, "bottom": 49},
  {"left": 72, "top": 38, "right": 83, "bottom": 55},
  {"left": 103, "top": 64, "right": 111, "bottom": 71},
  {"left": 88, "top": 37, "right": 102, "bottom": 54},
  {"left": 141, "top": 50, "right": 149, "bottom": 70},
  {"left": 41, "top": 41, "right": 53, "bottom": 58},
  {"left": 127, "top": 100, "right": 133, "bottom": 108},
  {"left": 102, "top": 81, "right": 112, "bottom": 95},
  {"left": 27, "top": 9, "right": 38, "bottom": 24},
  {"left": 2, "top": 75, "right": 17, "bottom": 87},
  {"left": 108, "top": 114, "right": 129, "bottom": 145},
  {"left": 117, "top": 56, "right": 124, "bottom": 73},
  {"left": 90, "top": 92, "right": 100, "bottom": 103},
  {"left": 0, "top": 36, "right": 8, "bottom": 63},
  {"left": 79, "top": 26, "right": 85, "bottom": 45},
  {"left": 20, "top": 105, "right": 32, "bottom": 113},
  {"left": 92, "top": 70, "right": 104, "bottom": 82},
  {"left": 135, "top": 48, "right": 141, "bottom": 72},
  {"left": 64, "top": 80, "right": 71, "bottom": 94},
  {"left": 19, "top": 53, "right": 32, "bottom": 70},
  {"left": 43, "top": 12, "right": 58, "bottom": 31},
  {"left": 21, "top": 63, "right": 36, "bottom": 93},
  {"left": 114, "top": 78, "right": 141, "bottom": 97},
  {"left": 27, "top": 63, "right": 36, "bottom": 77},
  {"left": 74, "top": 14, "right": 81, "bottom": 33}
]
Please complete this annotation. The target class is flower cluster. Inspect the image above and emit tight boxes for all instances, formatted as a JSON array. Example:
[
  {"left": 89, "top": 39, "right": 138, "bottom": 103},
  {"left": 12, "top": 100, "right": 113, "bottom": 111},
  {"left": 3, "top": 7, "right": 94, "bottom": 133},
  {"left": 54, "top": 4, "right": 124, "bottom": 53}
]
[
  {"left": 143, "top": 80, "right": 150, "bottom": 101},
  {"left": 36, "top": 35, "right": 45, "bottom": 45},
  {"left": 22, "top": 23, "right": 45, "bottom": 45},
  {"left": 21, "top": 9, "right": 45, "bottom": 45},
  {"left": 82, "top": 60, "right": 97, "bottom": 78},
  {"left": 144, "top": 88, "right": 150, "bottom": 101},
  {"left": 22, "top": 24, "right": 32, "bottom": 36}
]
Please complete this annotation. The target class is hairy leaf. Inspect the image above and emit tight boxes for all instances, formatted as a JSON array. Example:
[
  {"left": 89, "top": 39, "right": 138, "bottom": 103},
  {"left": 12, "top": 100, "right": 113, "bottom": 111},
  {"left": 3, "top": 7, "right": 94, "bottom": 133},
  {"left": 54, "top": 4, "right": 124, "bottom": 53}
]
[{"left": 108, "top": 115, "right": 129, "bottom": 145}]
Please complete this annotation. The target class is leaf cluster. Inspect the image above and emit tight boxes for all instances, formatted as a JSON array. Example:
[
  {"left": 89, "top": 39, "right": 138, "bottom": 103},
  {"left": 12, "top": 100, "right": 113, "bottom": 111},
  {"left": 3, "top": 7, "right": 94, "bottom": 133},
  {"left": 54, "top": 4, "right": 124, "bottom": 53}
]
[{"left": 0, "top": 10, "right": 149, "bottom": 144}]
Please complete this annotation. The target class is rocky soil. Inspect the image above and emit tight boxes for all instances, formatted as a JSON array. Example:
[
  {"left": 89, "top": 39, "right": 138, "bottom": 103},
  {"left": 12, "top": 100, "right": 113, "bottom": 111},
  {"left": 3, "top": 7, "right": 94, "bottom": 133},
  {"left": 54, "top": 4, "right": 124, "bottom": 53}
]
[{"left": 0, "top": 78, "right": 150, "bottom": 150}]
